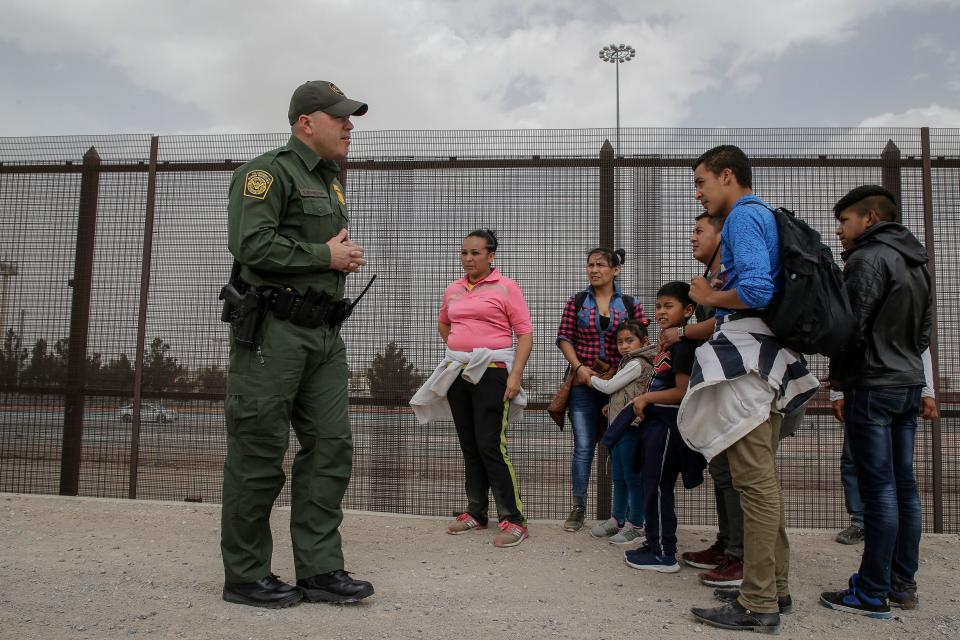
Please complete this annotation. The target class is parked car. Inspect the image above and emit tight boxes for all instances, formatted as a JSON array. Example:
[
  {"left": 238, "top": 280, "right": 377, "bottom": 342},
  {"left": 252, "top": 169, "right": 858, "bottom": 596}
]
[{"left": 118, "top": 402, "right": 178, "bottom": 423}]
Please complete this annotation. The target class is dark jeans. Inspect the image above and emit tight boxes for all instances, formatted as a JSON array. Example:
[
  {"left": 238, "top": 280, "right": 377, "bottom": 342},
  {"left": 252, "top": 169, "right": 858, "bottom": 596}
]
[
  {"left": 568, "top": 384, "right": 607, "bottom": 507},
  {"left": 638, "top": 407, "right": 682, "bottom": 557},
  {"left": 845, "top": 385, "right": 923, "bottom": 597},
  {"left": 840, "top": 431, "right": 864, "bottom": 527},
  {"left": 448, "top": 368, "right": 524, "bottom": 525},
  {"left": 710, "top": 451, "right": 744, "bottom": 560}
]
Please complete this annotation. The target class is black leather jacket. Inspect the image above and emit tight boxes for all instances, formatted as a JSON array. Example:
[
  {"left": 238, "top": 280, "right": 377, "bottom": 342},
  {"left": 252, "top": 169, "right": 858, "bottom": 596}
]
[{"left": 832, "top": 222, "right": 932, "bottom": 389}]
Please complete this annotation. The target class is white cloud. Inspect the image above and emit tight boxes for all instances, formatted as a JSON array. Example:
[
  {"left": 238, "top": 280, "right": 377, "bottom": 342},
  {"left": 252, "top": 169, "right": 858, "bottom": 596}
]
[
  {"left": 0, "top": 0, "right": 956, "bottom": 133},
  {"left": 859, "top": 103, "right": 960, "bottom": 127}
]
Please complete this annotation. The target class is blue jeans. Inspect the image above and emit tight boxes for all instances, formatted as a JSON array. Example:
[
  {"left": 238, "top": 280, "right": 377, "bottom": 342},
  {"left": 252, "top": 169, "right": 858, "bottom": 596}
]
[
  {"left": 568, "top": 384, "right": 606, "bottom": 507},
  {"left": 840, "top": 431, "right": 864, "bottom": 527},
  {"left": 845, "top": 385, "right": 923, "bottom": 597},
  {"left": 610, "top": 427, "right": 644, "bottom": 526}
]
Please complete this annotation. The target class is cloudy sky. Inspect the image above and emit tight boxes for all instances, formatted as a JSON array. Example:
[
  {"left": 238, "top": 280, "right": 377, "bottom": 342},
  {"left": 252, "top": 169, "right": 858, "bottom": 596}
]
[{"left": 2, "top": 0, "right": 959, "bottom": 135}]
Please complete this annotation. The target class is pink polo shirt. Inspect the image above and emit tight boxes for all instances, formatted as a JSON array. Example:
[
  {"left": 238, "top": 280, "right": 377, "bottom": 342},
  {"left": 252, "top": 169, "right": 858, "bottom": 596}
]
[{"left": 439, "top": 268, "right": 533, "bottom": 352}]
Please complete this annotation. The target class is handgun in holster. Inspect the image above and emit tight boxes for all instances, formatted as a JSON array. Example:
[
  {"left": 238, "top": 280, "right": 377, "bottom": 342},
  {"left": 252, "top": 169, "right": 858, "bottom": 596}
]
[{"left": 219, "top": 261, "right": 264, "bottom": 350}]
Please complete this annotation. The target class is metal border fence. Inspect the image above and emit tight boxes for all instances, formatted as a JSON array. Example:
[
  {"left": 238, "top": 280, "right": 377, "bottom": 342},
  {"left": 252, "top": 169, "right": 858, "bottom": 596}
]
[{"left": 0, "top": 127, "right": 957, "bottom": 533}]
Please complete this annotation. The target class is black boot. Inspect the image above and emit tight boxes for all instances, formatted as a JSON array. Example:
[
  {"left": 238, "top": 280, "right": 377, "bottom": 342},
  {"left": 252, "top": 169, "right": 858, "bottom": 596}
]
[
  {"left": 713, "top": 588, "right": 793, "bottom": 614},
  {"left": 222, "top": 574, "right": 303, "bottom": 609},
  {"left": 691, "top": 601, "right": 781, "bottom": 634},
  {"left": 297, "top": 570, "right": 375, "bottom": 603}
]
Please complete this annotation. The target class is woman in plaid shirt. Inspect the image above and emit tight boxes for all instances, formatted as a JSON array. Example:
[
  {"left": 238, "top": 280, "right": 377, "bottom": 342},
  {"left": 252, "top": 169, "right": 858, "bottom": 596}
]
[{"left": 555, "top": 248, "right": 648, "bottom": 532}]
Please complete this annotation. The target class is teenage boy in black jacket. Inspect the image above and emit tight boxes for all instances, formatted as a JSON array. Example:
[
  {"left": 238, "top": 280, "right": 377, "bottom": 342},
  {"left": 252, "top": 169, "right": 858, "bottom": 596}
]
[{"left": 821, "top": 185, "right": 932, "bottom": 620}]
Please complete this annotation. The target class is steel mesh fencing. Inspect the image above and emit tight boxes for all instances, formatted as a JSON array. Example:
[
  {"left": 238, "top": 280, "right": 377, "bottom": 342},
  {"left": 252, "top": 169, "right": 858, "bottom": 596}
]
[{"left": 0, "top": 128, "right": 956, "bottom": 532}]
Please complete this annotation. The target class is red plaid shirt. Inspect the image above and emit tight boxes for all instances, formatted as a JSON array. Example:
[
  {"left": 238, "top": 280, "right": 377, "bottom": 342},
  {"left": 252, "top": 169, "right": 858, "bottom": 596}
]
[{"left": 555, "top": 289, "right": 648, "bottom": 368}]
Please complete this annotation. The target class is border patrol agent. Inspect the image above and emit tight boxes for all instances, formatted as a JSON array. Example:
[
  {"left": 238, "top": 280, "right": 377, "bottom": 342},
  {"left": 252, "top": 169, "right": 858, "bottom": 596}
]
[{"left": 220, "top": 81, "right": 373, "bottom": 608}]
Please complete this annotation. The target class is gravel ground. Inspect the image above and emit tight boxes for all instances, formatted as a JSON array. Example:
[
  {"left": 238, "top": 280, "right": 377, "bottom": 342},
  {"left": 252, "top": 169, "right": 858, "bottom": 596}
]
[{"left": 1, "top": 492, "right": 958, "bottom": 640}]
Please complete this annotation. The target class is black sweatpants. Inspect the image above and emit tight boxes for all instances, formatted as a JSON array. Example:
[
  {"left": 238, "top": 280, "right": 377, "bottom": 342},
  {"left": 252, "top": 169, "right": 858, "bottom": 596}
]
[
  {"left": 447, "top": 368, "right": 524, "bottom": 525},
  {"left": 636, "top": 406, "right": 683, "bottom": 557}
]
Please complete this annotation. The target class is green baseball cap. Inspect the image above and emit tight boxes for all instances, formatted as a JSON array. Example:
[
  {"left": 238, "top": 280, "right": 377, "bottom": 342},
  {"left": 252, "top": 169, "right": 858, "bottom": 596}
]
[{"left": 288, "top": 80, "right": 368, "bottom": 124}]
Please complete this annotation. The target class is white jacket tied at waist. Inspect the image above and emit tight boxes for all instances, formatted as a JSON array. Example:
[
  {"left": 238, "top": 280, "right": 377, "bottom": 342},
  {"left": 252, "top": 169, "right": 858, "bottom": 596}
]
[
  {"left": 677, "top": 316, "right": 819, "bottom": 461},
  {"left": 409, "top": 348, "right": 527, "bottom": 425}
]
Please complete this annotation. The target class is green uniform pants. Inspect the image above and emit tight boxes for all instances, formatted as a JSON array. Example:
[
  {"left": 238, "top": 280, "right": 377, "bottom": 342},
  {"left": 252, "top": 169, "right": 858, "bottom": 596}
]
[{"left": 220, "top": 312, "right": 352, "bottom": 583}]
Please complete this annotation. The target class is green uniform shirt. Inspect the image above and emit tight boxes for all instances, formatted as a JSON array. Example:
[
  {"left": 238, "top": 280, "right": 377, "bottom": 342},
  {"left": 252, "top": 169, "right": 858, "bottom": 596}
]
[{"left": 227, "top": 135, "right": 349, "bottom": 299}]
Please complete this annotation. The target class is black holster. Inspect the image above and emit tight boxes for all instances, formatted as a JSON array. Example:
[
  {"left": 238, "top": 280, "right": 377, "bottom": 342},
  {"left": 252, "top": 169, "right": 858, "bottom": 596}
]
[{"left": 219, "top": 262, "right": 266, "bottom": 350}]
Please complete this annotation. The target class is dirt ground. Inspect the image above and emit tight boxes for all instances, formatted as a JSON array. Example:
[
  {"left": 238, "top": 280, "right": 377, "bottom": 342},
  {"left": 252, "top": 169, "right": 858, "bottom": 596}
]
[{"left": 1, "top": 493, "right": 958, "bottom": 640}]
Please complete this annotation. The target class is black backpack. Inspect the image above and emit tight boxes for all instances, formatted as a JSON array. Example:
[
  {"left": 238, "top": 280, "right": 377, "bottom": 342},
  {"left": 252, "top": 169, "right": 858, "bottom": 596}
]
[
  {"left": 761, "top": 206, "right": 855, "bottom": 358},
  {"left": 574, "top": 291, "right": 637, "bottom": 320}
]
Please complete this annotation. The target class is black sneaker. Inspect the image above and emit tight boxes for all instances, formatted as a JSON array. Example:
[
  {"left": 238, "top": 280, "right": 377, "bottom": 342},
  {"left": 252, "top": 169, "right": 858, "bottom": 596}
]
[
  {"left": 713, "top": 588, "right": 793, "bottom": 614},
  {"left": 820, "top": 573, "right": 891, "bottom": 619},
  {"left": 562, "top": 506, "right": 586, "bottom": 532},
  {"left": 297, "top": 570, "right": 374, "bottom": 604},
  {"left": 889, "top": 577, "right": 920, "bottom": 610},
  {"left": 835, "top": 524, "right": 865, "bottom": 545},
  {"left": 222, "top": 574, "right": 303, "bottom": 609},
  {"left": 691, "top": 601, "right": 780, "bottom": 635}
]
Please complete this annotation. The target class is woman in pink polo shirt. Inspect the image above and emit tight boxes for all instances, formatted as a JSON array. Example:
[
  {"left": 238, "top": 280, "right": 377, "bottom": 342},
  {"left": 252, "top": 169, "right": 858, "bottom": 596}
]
[{"left": 440, "top": 228, "right": 533, "bottom": 548}]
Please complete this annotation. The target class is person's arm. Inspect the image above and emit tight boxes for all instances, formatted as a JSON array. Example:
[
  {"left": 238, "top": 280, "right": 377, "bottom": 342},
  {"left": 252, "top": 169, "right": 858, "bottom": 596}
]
[
  {"left": 438, "top": 323, "right": 451, "bottom": 344},
  {"left": 921, "top": 348, "right": 935, "bottom": 398},
  {"left": 504, "top": 281, "right": 534, "bottom": 401},
  {"left": 920, "top": 348, "right": 939, "bottom": 419},
  {"left": 633, "top": 373, "right": 690, "bottom": 419},
  {"left": 691, "top": 208, "right": 775, "bottom": 310},
  {"left": 845, "top": 254, "right": 886, "bottom": 349},
  {"left": 558, "top": 340, "right": 595, "bottom": 385},
  {"left": 829, "top": 389, "right": 844, "bottom": 422},
  {"left": 591, "top": 360, "right": 642, "bottom": 394},
  {"left": 659, "top": 317, "right": 715, "bottom": 349},
  {"left": 228, "top": 162, "right": 362, "bottom": 273},
  {"left": 504, "top": 332, "right": 533, "bottom": 402},
  {"left": 689, "top": 278, "right": 749, "bottom": 309}
]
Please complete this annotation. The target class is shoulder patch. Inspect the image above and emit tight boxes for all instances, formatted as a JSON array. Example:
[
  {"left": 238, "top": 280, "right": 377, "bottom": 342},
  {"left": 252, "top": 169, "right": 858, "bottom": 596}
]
[
  {"left": 332, "top": 183, "right": 346, "bottom": 205},
  {"left": 243, "top": 169, "right": 274, "bottom": 199}
]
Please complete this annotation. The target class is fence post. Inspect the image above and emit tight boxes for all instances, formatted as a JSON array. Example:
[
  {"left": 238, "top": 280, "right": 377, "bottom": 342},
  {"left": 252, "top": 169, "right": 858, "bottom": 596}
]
[
  {"left": 128, "top": 136, "right": 160, "bottom": 499},
  {"left": 919, "top": 127, "right": 943, "bottom": 533},
  {"left": 594, "top": 140, "right": 615, "bottom": 520},
  {"left": 59, "top": 147, "right": 101, "bottom": 495},
  {"left": 880, "top": 140, "right": 902, "bottom": 210}
]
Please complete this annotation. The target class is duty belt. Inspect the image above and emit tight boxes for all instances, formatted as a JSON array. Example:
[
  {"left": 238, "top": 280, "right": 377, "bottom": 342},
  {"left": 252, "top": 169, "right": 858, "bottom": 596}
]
[{"left": 261, "top": 275, "right": 376, "bottom": 330}]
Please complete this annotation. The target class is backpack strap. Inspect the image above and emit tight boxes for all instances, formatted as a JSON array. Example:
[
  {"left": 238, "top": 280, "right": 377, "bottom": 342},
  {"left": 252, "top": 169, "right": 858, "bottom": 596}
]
[
  {"left": 576, "top": 289, "right": 636, "bottom": 320},
  {"left": 574, "top": 290, "right": 588, "bottom": 313}
]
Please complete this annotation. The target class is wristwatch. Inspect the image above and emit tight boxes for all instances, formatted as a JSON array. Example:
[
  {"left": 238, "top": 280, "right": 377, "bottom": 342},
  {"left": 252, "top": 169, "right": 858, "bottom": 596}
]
[{"left": 676, "top": 326, "right": 685, "bottom": 338}]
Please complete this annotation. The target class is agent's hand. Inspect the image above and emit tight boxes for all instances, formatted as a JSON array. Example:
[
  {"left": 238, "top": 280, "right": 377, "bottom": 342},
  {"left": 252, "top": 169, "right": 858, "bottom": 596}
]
[
  {"left": 503, "top": 372, "right": 523, "bottom": 402},
  {"left": 327, "top": 229, "right": 367, "bottom": 273},
  {"left": 659, "top": 327, "right": 681, "bottom": 350},
  {"left": 920, "top": 396, "right": 939, "bottom": 420},
  {"left": 601, "top": 404, "right": 609, "bottom": 417},
  {"left": 831, "top": 399, "right": 844, "bottom": 422}
]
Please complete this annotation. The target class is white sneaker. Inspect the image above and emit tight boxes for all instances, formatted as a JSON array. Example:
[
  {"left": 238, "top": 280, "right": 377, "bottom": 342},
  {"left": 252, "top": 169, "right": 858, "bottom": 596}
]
[
  {"left": 609, "top": 526, "right": 644, "bottom": 545},
  {"left": 590, "top": 517, "right": 620, "bottom": 538}
]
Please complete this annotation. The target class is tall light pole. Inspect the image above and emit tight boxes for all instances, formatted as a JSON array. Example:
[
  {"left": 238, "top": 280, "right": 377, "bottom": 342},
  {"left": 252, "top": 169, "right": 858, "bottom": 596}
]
[
  {"left": 598, "top": 43, "right": 635, "bottom": 155},
  {"left": 0, "top": 259, "right": 17, "bottom": 335}
]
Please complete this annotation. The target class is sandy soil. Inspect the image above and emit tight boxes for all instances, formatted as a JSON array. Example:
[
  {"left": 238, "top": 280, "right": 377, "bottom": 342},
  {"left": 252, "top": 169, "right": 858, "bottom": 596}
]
[{"left": 1, "top": 493, "right": 958, "bottom": 640}]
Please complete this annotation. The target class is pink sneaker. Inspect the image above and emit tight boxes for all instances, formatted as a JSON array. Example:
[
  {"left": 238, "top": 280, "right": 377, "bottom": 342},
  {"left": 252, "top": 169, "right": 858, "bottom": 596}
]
[
  {"left": 447, "top": 513, "right": 486, "bottom": 535},
  {"left": 493, "top": 521, "right": 529, "bottom": 548}
]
